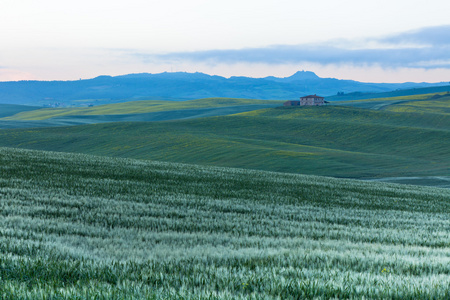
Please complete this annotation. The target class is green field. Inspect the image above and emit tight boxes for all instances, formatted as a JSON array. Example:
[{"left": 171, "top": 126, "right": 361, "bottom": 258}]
[
  {"left": 0, "top": 104, "right": 40, "bottom": 118},
  {"left": 384, "top": 97, "right": 450, "bottom": 115},
  {"left": 333, "top": 92, "right": 450, "bottom": 111},
  {"left": 0, "top": 98, "right": 281, "bottom": 129},
  {"left": 1, "top": 147, "right": 449, "bottom": 299},
  {"left": 2, "top": 98, "right": 282, "bottom": 121},
  {"left": 326, "top": 85, "right": 450, "bottom": 102},
  {"left": 1, "top": 94, "right": 449, "bottom": 298},
  {"left": 0, "top": 105, "right": 448, "bottom": 182}
]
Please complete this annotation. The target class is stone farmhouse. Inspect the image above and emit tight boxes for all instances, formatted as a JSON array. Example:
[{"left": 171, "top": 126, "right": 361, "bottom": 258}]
[
  {"left": 283, "top": 94, "right": 325, "bottom": 107},
  {"left": 300, "top": 94, "right": 325, "bottom": 106}
]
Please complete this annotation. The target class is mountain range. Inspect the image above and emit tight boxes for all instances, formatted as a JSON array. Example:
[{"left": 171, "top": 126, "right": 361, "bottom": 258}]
[{"left": 0, "top": 71, "right": 447, "bottom": 106}]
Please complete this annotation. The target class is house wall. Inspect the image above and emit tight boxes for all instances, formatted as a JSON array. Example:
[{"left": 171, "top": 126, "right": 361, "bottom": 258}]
[{"left": 300, "top": 97, "right": 324, "bottom": 106}]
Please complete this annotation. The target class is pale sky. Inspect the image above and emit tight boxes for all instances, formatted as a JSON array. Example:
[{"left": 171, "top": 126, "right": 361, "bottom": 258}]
[{"left": 1, "top": 0, "right": 450, "bottom": 82}]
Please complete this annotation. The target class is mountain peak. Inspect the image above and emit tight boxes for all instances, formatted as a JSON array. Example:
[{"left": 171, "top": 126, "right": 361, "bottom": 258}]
[
  {"left": 263, "top": 71, "right": 320, "bottom": 82},
  {"left": 287, "top": 71, "right": 320, "bottom": 81}
]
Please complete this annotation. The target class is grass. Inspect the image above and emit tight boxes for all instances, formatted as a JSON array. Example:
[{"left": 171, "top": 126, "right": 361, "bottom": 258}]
[
  {"left": 384, "top": 97, "right": 450, "bottom": 115},
  {"left": 334, "top": 92, "right": 450, "bottom": 111},
  {"left": 2, "top": 98, "right": 283, "bottom": 121},
  {"left": 0, "top": 105, "right": 448, "bottom": 180},
  {"left": 0, "top": 147, "right": 449, "bottom": 299},
  {"left": 0, "top": 104, "right": 40, "bottom": 118},
  {"left": 326, "top": 85, "right": 450, "bottom": 101},
  {"left": 337, "top": 91, "right": 448, "bottom": 103},
  {"left": 0, "top": 105, "right": 281, "bottom": 129}
]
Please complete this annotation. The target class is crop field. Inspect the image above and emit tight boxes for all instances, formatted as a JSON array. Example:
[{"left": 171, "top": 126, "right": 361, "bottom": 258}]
[
  {"left": 0, "top": 104, "right": 40, "bottom": 118},
  {"left": 0, "top": 105, "right": 281, "bottom": 130},
  {"left": 0, "top": 147, "right": 449, "bottom": 299},
  {"left": 333, "top": 91, "right": 450, "bottom": 110},
  {"left": 1, "top": 98, "right": 282, "bottom": 121},
  {"left": 383, "top": 97, "right": 450, "bottom": 115},
  {"left": 0, "top": 105, "right": 448, "bottom": 182},
  {"left": 326, "top": 85, "right": 450, "bottom": 102}
]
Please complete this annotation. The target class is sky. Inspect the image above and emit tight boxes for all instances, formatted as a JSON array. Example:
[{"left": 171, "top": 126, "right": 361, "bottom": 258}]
[{"left": 1, "top": 0, "right": 450, "bottom": 83}]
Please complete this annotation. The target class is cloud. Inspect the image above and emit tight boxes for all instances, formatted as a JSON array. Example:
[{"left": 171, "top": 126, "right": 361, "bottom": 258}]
[
  {"left": 133, "top": 25, "right": 450, "bottom": 69},
  {"left": 380, "top": 25, "right": 450, "bottom": 47}
]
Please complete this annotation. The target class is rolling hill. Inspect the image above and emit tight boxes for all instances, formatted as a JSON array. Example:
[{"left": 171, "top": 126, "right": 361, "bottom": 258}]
[
  {"left": 1, "top": 92, "right": 449, "bottom": 297},
  {"left": 333, "top": 91, "right": 450, "bottom": 111},
  {"left": 0, "top": 98, "right": 282, "bottom": 128},
  {"left": 1, "top": 98, "right": 282, "bottom": 121},
  {"left": 0, "top": 103, "right": 448, "bottom": 184},
  {"left": 326, "top": 84, "right": 450, "bottom": 101},
  {"left": 1, "top": 147, "right": 449, "bottom": 298},
  {"left": 0, "top": 103, "right": 40, "bottom": 118}
]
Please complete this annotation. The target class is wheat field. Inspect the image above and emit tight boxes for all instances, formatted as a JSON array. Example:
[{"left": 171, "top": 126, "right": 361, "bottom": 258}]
[{"left": 0, "top": 147, "right": 449, "bottom": 299}]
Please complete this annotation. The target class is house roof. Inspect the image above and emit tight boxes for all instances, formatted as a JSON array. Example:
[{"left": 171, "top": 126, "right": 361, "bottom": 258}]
[{"left": 301, "top": 94, "right": 324, "bottom": 98}]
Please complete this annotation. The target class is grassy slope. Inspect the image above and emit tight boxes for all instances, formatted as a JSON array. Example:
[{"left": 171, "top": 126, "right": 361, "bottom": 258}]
[
  {"left": 326, "top": 85, "right": 450, "bottom": 101},
  {"left": 0, "top": 104, "right": 40, "bottom": 118},
  {"left": 333, "top": 92, "right": 450, "bottom": 110},
  {"left": 2, "top": 98, "right": 283, "bottom": 120},
  {"left": 383, "top": 97, "right": 450, "bottom": 115},
  {"left": 0, "top": 105, "right": 282, "bottom": 129},
  {"left": 0, "top": 105, "right": 448, "bottom": 179},
  {"left": 1, "top": 147, "right": 449, "bottom": 299}
]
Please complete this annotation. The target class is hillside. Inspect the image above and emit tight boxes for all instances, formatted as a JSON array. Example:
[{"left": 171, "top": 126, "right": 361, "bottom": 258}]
[
  {"left": 0, "top": 103, "right": 40, "bottom": 118},
  {"left": 327, "top": 84, "right": 450, "bottom": 101},
  {"left": 383, "top": 95, "right": 450, "bottom": 114},
  {"left": 1, "top": 98, "right": 282, "bottom": 121},
  {"left": 2, "top": 92, "right": 449, "bottom": 126},
  {"left": 0, "top": 105, "right": 448, "bottom": 183},
  {"left": 1, "top": 147, "right": 449, "bottom": 298},
  {"left": 333, "top": 91, "right": 450, "bottom": 111},
  {"left": 0, "top": 71, "right": 446, "bottom": 105}
]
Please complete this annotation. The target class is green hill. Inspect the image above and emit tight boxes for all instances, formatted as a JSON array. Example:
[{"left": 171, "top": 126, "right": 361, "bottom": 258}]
[
  {"left": 1, "top": 147, "right": 449, "bottom": 298},
  {"left": 2, "top": 98, "right": 282, "bottom": 121},
  {"left": 327, "top": 85, "right": 450, "bottom": 101},
  {"left": 0, "top": 105, "right": 448, "bottom": 182},
  {"left": 0, "top": 103, "right": 40, "bottom": 118},
  {"left": 384, "top": 96, "right": 450, "bottom": 114},
  {"left": 333, "top": 91, "right": 450, "bottom": 111}
]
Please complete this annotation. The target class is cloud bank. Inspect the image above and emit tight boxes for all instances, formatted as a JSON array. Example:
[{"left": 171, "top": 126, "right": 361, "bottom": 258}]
[{"left": 136, "top": 25, "right": 450, "bottom": 69}]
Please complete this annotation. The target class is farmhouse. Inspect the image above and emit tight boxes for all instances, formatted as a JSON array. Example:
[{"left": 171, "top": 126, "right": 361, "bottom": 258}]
[
  {"left": 283, "top": 95, "right": 326, "bottom": 107},
  {"left": 300, "top": 94, "right": 325, "bottom": 106}
]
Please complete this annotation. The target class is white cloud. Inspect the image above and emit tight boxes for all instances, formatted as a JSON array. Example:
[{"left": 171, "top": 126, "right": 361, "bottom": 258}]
[{"left": 130, "top": 25, "right": 450, "bottom": 70}]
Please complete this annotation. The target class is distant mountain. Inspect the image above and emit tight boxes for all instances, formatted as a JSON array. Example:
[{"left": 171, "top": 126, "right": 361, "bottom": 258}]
[
  {"left": 0, "top": 71, "right": 447, "bottom": 105},
  {"left": 264, "top": 71, "right": 320, "bottom": 82}
]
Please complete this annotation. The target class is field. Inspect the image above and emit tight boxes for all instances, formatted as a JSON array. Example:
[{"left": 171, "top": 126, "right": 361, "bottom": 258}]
[
  {"left": 0, "top": 104, "right": 448, "bottom": 183},
  {"left": 383, "top": 97, "right": 450, "bottom": 115},
  {"left": 1, "top": 98, "right": 282, "bottom": 121},
  {"left": 326, "top": 85, "right": 450, "bottom": 102},
  {"left": 1, "top": 93, "right": 449, "bottom": 298},
  {"left": 0, "top": 104, "right": 40, "bottom": 118},
  {"left": 1, "top": 147, "right": 449, "bottom": 299},
  {"left": 333, "top": 92, "right": 450, "bottom": 111},
  {"left": 0, "top": 98, "right": 281, "bottom": 129}
]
